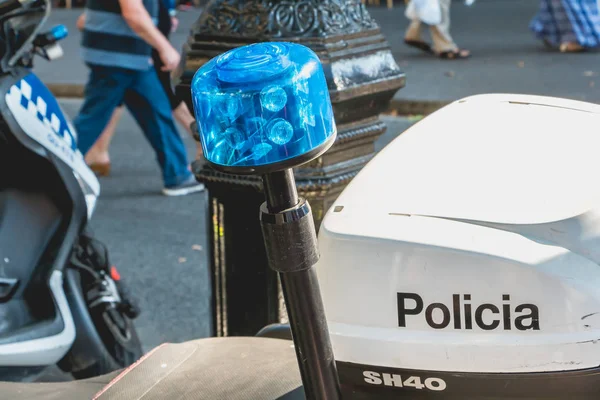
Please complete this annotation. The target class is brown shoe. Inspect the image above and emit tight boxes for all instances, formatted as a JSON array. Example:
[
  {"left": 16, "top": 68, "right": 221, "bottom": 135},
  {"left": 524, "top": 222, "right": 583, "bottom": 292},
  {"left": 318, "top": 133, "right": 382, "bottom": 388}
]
[{"left": 89, "top": 162, "right": 111, "bottom": 177}]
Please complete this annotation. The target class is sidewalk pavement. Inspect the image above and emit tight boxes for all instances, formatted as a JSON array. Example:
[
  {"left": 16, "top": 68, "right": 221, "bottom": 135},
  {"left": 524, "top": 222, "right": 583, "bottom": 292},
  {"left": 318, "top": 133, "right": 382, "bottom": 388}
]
[
  {"left": 383, "top": 0, "right": 600, "bottom": 113},
  {"left": 38, "top": 1, "right": 600, "bottom": 115}
]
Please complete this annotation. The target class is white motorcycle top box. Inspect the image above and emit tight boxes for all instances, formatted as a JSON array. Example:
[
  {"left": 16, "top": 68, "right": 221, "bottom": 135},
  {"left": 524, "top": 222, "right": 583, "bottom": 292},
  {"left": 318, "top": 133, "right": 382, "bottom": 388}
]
[{"left": 316, "top": 94, "right": 600, "bottom": 374}]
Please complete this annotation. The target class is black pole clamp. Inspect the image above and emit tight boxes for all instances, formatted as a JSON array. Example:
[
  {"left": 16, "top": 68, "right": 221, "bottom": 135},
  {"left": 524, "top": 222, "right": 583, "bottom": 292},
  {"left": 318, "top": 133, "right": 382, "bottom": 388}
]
[{"left": 260, "top": 198, "right": 319, "bottom": 273}]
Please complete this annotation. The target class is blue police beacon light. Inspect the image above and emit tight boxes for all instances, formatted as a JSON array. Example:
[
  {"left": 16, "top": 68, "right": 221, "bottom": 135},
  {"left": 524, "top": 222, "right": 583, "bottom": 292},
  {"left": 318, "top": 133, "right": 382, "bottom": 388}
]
[
  {"left": 191, "top": 43, "right": 343, "bottom": 400},
  {"left": 191, "top": 42, "right": 336, "bottom": 174},
  {"left": 50, "top": 25, "right": 69, "bottom": 41}
]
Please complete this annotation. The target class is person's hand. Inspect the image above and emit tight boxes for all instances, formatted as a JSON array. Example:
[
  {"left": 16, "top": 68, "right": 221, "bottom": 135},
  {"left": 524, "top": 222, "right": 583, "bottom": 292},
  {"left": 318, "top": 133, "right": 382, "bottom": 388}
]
[
  {"left": 159, "top": 44, "right": 181, "bottom": 71},
  {"left": 170, "top": 16, "right": 179, "bottom": 33},
  {"left": 76, "top": 13, "right": 86, "bottom": 31}
]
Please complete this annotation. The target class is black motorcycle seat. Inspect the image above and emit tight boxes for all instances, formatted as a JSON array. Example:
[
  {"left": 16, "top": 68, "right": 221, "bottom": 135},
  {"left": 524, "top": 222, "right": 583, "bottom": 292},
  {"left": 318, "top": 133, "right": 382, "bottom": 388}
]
[{"left": 0, "top": 337, "right": 304, "bottom": 399}]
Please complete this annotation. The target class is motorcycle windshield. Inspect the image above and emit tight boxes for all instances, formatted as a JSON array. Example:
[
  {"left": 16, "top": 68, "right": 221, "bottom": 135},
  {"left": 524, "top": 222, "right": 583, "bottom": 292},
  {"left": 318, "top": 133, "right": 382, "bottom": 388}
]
[{"left": 7, "top": 9, "right": 45, "bottom": 57}]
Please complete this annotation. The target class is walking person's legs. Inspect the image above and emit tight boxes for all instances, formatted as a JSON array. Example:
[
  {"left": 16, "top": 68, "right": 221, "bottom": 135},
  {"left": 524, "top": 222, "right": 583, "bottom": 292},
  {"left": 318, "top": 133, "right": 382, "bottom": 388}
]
[
  {"left": 403, "top": 0, "right": 469, "bottom": 59},
  {"left": 172, "top": 102, "right": 197, "bottom": 143},
  {"left": 404, "top": 18, "right": 434, "bottom": 53},
  {"left": 85, "top": 106, "right": 124, "bottom": 176},
  {"left": 560, "top": 0, "right": 600, "bottom": 50},
  {"left": 125, "top": 68, "right": 203, "bottom": 195},
  {"left": 530, "top": 0, "right": 597, "bottom": 52},
  {"left": 84, "top": 65, "right": 203, "bottom": 178},
  {"left": 405, "top": 19, "right": 422, "bottom": 41},
  {"left": 429, "top": 0, "right": 470, "bottom": 58},
  {"left": 151, "top": 49, "right": 203, "bottom": 159},
  {"left": 75, "top": 66, "right": 130, "bottom": 156}
]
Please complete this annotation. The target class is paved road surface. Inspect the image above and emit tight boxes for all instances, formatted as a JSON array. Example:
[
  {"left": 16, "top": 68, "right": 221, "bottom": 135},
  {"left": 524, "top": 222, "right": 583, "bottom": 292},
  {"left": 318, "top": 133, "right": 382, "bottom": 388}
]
[{"left": 59, "top": 100, "right": 212, "bottom": 353}]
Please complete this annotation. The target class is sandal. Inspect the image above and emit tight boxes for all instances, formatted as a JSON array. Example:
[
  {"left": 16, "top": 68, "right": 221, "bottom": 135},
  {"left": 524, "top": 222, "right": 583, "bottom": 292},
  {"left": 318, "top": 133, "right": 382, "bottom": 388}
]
[
  {"left": 559, "top": 42, "right": 585, "bottom": 53},
  {"left": 404, "top": 39, "right": 433, "bottom": 54},
  {"left": 438, "top": 49, "right": 471, "bottom": 59},
  {"left": 88, "top": 162, "right": 111, "bottom": 177}
]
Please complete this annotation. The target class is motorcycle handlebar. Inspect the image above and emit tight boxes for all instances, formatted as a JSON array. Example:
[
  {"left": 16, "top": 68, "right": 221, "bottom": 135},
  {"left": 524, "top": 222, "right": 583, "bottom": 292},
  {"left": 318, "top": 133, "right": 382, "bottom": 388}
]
[{"left": 0, "top": 0, "right": 22, "bottom": 15}]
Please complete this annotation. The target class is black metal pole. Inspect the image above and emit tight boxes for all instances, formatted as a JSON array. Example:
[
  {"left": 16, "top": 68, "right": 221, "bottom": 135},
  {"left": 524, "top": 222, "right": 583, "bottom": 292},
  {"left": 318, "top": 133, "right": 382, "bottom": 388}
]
[
  {"left": 280, "top": 269, "right": 340, "bottom": 400},
  {"left": 262, "top": 170, "right": 298, "bottom": 212},
  {"left": 261, "top": 169, "right": 341, "bottom": 400}
]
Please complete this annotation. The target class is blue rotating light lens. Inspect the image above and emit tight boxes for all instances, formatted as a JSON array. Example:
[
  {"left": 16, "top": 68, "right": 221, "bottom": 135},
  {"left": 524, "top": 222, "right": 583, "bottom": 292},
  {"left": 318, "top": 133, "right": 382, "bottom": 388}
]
[{"left": 191, "top": 42, "right": 336, "bottom": 172}]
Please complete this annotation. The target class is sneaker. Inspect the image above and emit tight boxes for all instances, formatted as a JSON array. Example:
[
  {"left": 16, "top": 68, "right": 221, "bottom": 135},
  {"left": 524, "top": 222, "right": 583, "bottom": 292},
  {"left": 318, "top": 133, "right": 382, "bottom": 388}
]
[{"left": 162, "top": 175, "right": 205, "bottom": 196}]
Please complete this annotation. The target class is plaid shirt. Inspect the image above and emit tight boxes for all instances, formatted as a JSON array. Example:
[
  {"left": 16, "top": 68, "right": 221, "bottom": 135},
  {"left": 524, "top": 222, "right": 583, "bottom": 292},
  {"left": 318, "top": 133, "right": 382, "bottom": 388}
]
[{"left": 530, "top": 0, "right": 600, "bottom": 48}]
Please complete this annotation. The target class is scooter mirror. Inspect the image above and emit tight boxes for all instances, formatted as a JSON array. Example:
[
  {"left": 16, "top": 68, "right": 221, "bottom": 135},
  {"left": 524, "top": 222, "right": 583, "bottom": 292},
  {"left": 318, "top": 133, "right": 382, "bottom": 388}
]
[{"left": 191, "top": 42, "right": 336, "bottom": 174}]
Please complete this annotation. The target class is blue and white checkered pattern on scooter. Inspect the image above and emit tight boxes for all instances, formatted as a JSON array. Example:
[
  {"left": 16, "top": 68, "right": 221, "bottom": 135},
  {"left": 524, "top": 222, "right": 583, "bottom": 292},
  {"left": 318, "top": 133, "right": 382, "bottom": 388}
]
[{"left": 7, "top": 73, "right": 78, "bottom": 151}]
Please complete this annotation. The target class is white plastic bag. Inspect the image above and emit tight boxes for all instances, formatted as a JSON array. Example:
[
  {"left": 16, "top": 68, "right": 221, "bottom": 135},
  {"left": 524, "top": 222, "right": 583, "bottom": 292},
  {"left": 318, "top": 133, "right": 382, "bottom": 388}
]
[{"left": 405, "top": 0, "right": 442, "bottom": 26}]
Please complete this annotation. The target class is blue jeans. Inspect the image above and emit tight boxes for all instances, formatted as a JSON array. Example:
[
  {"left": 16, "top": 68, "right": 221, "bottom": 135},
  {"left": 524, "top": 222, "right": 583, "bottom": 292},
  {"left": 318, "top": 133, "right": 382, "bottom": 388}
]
[{"left": 74, "top": 65, "right": 191, "bottom": 187}]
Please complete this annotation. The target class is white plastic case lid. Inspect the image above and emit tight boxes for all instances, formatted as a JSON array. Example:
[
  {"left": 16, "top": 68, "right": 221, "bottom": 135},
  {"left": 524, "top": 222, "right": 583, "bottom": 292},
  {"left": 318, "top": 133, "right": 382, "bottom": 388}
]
[{"left": 335, "top": 94, "right": 600, "bottom": 225}]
